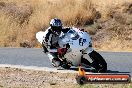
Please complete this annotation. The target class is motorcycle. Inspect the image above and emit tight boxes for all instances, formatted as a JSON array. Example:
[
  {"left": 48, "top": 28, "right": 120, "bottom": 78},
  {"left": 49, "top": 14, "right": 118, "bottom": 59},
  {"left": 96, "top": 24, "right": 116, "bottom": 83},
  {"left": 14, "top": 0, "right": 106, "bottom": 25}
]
[{"left": 36, "top": 27, "right": 107, "bottom": 73}]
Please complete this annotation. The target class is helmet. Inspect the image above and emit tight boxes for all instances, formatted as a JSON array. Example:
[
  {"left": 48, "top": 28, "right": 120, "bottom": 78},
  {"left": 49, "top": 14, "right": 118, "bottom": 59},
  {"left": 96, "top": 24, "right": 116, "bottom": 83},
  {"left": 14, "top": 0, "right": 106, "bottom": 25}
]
[{"left": 50, "top": 18, "right": 62, "bottom": 35}]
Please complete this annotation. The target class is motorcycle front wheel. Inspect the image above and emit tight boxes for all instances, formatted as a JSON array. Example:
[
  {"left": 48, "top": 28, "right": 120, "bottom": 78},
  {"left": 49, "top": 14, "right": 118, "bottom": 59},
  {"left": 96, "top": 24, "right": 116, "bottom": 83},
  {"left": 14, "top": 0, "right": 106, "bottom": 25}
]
[{"left": 89, "top": 50, "right": 107, "bottom": 73}]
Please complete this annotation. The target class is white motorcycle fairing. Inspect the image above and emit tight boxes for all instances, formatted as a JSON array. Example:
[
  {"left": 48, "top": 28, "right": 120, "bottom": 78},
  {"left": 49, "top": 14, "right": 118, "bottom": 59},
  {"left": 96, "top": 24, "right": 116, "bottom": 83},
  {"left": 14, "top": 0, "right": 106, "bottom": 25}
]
[
  {"left": 36, "top": 27, "right": 107, "bottom": 73},
  {"left": 58, "top": 27, "right": 94, "bottom": 66},
  {"left": 36, "top": 31, "right": 46, "bottom": 45},
  {"left": 36, "top": 27, "right": 94, "bottom": 66}
]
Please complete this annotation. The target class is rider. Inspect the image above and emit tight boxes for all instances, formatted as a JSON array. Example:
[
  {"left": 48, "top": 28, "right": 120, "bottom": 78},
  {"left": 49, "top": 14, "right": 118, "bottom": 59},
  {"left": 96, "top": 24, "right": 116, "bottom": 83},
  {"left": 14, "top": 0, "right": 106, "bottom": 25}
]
[{"left": 42, "top": 18, "right": 69, "bottom": 67}]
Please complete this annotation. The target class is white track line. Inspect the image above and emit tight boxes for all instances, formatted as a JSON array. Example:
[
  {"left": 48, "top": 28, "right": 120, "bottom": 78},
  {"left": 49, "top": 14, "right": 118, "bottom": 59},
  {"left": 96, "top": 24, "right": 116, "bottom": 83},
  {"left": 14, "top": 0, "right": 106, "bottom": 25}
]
[{"left": 0, "top": 64, "right": 79, "bottom": 73}]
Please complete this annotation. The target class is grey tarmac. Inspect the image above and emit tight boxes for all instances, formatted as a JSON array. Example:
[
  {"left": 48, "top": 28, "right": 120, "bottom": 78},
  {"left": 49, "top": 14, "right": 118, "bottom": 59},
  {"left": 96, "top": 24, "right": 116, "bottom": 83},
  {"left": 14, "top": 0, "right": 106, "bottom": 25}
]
[{"left": 0, "top": 48, "right": 132, "bottom": 76}]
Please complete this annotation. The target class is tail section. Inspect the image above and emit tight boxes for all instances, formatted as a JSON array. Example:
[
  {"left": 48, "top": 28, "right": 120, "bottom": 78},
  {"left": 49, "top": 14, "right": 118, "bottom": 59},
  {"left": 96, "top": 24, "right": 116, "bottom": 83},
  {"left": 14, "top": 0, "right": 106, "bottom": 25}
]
[{"left": 36, "top": 31, "right": 46, "bottom": 44}]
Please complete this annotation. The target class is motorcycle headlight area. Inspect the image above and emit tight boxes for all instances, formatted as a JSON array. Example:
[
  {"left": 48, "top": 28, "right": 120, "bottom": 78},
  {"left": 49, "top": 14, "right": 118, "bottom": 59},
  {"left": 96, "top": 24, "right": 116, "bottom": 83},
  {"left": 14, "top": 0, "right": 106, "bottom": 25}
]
[{"left": 67, "top": 30, "right": 80, "bottom": 40}]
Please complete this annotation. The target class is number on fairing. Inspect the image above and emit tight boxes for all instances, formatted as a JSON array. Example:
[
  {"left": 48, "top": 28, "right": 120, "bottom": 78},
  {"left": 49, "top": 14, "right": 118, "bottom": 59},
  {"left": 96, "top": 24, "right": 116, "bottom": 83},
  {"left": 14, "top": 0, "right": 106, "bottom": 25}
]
[{"left": 79, "top": 38, "right": 86, "bottom": 46}]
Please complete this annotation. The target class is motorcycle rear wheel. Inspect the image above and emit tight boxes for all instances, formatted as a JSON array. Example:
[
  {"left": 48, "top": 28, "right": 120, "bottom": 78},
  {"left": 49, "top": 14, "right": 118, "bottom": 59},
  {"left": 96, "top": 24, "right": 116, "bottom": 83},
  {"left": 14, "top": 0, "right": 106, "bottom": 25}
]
[
  {"left": 60, "top": 59, "right": 71, "bottom": 69},
  {"left": 61, "top": 63, "right": 71, "bottom": 69}
]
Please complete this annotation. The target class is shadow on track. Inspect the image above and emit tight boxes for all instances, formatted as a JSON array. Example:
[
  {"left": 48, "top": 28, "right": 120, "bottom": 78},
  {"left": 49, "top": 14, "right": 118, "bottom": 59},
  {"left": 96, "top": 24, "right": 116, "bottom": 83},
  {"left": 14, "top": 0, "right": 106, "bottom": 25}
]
[{"left": 57, "top": 67, "right": 130, "bottom": 74}]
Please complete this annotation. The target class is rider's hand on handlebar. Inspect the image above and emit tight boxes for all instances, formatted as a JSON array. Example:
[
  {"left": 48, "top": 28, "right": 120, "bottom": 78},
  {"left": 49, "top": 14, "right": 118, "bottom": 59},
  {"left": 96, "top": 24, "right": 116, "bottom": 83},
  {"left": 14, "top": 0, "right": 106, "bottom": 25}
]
[{"left": 57, "top": 48, "right": 67, "bottom": 55}]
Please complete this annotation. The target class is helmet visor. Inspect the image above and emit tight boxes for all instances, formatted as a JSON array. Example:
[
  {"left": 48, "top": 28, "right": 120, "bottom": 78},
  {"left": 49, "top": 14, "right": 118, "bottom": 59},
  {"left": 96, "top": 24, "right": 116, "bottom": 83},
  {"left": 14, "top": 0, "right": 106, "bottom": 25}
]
[{"left": 51, "top": 26, "right": 62, "bottom": 35}]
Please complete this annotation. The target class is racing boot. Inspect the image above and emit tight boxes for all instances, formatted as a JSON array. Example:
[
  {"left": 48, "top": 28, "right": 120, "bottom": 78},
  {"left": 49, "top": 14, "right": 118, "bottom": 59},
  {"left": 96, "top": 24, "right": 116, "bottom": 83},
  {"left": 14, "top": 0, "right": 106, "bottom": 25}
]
[{"left": 52, "top": 58, "right": 61, "bottom": 67}]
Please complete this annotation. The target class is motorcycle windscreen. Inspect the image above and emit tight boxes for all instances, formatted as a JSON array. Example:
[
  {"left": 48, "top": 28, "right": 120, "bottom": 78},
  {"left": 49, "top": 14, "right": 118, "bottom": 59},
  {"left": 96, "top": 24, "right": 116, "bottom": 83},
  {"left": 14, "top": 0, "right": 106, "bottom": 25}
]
[{"left": 59, "top": 29, "right": 90, "bottom": 49}]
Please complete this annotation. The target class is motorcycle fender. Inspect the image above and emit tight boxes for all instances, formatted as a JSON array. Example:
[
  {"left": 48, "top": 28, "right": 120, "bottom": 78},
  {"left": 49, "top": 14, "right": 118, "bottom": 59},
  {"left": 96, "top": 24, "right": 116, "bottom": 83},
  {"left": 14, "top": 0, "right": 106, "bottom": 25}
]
[
  {"left": 84, "top": 47, "right": 94, "bottom": 54},
  {"left": 82, "top": 47, "right": 94, "bottom": 63}
]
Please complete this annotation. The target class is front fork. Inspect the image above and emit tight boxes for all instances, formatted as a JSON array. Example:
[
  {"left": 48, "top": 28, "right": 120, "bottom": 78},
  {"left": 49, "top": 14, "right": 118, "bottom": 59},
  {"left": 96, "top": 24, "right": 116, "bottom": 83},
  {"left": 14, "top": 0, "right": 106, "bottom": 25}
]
[
  {"left": 82, "top": 47, "right": 94, "bottom": 59},
  {"left": 81, "top": 47, "right": 94, "bottom": 67}
]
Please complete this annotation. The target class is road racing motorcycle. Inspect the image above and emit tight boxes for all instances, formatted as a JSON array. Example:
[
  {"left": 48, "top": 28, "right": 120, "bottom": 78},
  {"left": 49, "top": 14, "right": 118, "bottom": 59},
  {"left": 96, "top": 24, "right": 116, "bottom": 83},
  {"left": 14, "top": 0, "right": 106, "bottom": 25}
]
[{"left": 36, "top": 27, "right": 107, "bottom": 73}]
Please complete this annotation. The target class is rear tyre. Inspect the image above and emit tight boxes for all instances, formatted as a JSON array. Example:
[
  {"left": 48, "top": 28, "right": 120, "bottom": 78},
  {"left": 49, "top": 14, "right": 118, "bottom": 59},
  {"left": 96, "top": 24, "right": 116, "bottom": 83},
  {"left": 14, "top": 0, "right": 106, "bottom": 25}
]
[
  {"left": 89, "top": 50, "right": 107, "bottom": 73},
  {"left": 60, "top": 59, "right": 71, "bottom": 69},
  {"left": 61, "top": 63, "right": 71, "bottom": 69}
]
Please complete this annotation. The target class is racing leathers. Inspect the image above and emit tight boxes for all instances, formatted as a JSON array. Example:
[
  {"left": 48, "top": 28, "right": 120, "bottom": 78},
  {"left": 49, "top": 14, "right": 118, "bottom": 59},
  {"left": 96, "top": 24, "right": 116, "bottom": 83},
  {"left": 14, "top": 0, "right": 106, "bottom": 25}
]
[{"left": 42, "top": 27, "right": 70, "bottom": 67}]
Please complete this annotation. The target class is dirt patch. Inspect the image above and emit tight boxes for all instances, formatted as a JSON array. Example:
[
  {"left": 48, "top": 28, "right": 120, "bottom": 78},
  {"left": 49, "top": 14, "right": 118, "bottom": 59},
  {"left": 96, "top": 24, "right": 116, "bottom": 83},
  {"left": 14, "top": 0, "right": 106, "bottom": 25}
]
[
  {"left": 91, "top": 2, "right": 132, "bottom": 51},
  {"left": 0, "top": 0, "right": 131, "bottom": 51},
  {"left": 0, "top": 67, "right": 77, "bottom": 88},
  {"left": 0, "top": 67, "right": 131, "bottom": 88}
]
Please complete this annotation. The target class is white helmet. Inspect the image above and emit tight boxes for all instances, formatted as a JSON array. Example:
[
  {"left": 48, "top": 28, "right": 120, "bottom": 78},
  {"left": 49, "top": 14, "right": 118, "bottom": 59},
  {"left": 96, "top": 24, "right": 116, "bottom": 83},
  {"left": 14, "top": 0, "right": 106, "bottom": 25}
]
[
  {"left": 50, "top": 18, "right": 62, "bottom": 35},
  {"left": 50, "top": 18, "right": 62, "bottom": 27}
]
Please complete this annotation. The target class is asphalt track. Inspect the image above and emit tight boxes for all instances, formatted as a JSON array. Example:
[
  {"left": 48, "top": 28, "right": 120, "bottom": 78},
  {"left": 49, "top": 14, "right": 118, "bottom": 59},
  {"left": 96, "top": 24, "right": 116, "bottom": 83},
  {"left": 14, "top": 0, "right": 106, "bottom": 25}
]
[{"left": 0, "top": 48, "right": 132, "bottom": 76}]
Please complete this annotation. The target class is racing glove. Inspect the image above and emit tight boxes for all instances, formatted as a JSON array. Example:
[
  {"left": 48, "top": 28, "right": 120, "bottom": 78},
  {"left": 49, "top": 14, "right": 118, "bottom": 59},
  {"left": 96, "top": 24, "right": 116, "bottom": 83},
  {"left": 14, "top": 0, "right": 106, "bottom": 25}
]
[{"left": 57, "top": 48, "right": 67, "bottom": 57}]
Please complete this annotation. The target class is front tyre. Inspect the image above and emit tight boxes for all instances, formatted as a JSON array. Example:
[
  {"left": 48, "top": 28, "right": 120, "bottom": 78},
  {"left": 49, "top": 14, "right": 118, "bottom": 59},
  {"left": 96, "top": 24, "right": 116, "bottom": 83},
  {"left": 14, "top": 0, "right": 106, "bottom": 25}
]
[{"left": 89, "top": 50, "right": 107, "bottom": 73}]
